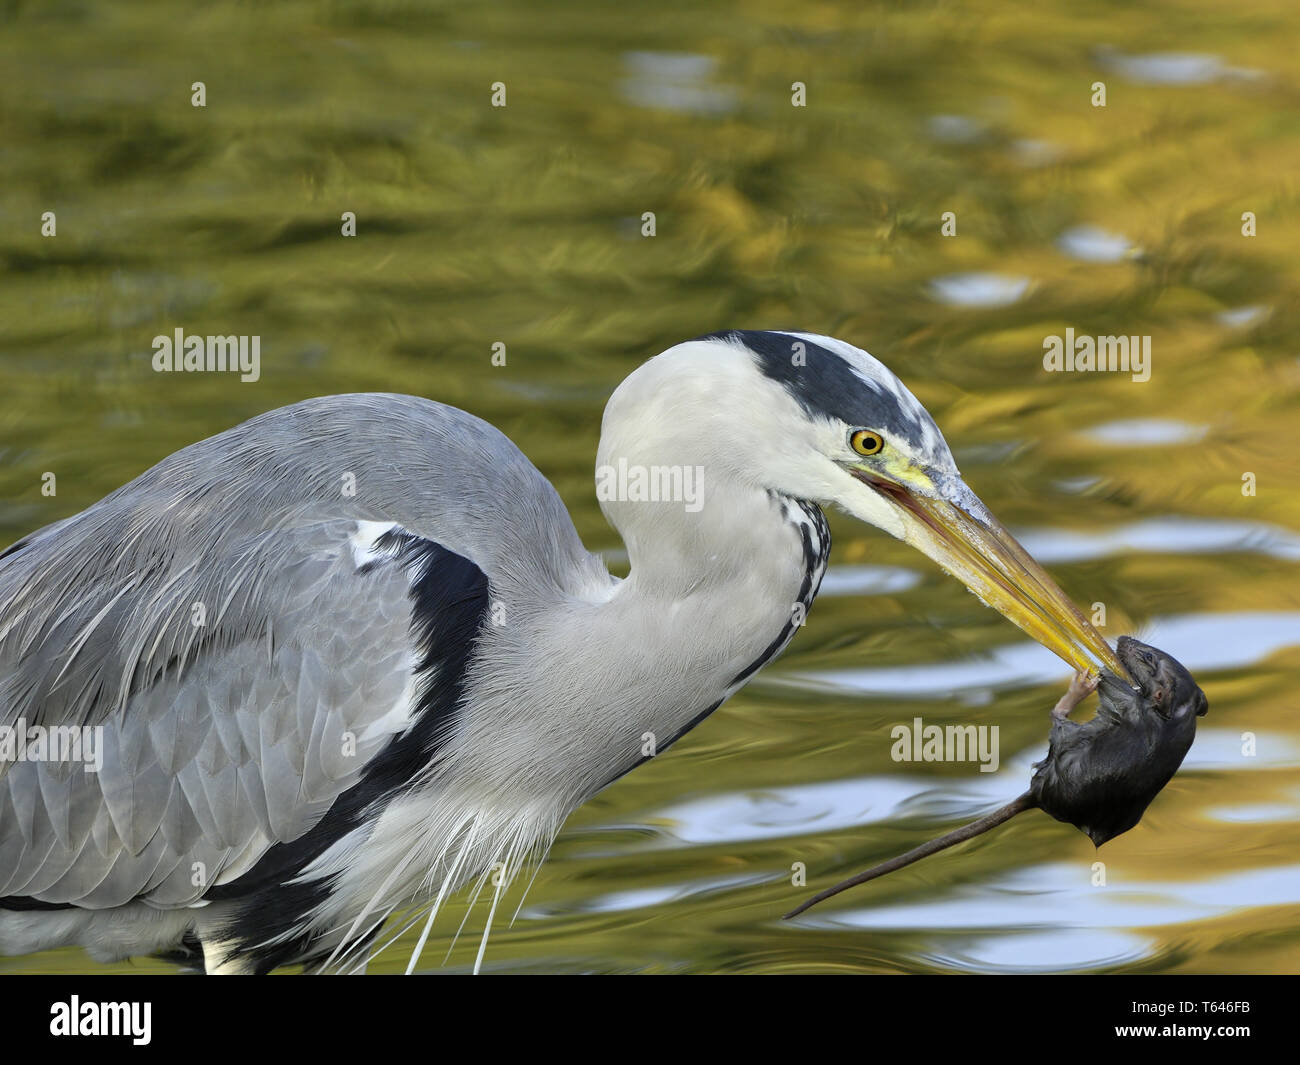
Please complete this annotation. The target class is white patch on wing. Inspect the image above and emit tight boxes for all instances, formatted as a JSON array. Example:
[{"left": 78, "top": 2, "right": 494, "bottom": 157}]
[{"left": 350, "top": 521, "right": 400, "bottom": 569}]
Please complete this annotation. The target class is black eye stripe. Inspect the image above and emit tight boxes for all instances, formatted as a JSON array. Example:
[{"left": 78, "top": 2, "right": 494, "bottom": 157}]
[{"left": 700, "top": 330, "right": 929, "bottom": 449}]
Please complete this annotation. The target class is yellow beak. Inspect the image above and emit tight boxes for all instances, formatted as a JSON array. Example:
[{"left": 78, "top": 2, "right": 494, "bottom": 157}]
[{"left": 854, "top": 470, "right": 1131, "bottom": 682}]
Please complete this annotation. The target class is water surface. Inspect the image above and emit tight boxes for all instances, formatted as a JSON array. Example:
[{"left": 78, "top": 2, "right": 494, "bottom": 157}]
[{"left": 1, "top": 0, "right": 1298, "bottom": 974}]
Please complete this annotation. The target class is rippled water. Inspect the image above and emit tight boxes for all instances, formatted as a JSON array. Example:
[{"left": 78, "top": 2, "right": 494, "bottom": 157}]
[{"left": 1, "top": 1, "right": 1298, "bottom": 974}]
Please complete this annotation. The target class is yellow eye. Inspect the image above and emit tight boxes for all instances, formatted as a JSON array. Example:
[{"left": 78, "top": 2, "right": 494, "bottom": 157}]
[{"left": 850, "top": 429, "right": 884, "bottom": 456}]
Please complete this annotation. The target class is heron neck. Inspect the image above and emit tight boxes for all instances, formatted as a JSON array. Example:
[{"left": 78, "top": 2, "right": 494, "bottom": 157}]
[
  {"left": 447, "top": 482, "right": 826, "bottom": 809},
  {"left": 609, "top": 480, "right": 805, "bottom": 600}
]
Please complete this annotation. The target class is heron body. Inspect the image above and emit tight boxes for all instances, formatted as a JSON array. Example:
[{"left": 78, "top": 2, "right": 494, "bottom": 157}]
[{"left": 0, "top": 331, "right": 1120, "bottom": 973}]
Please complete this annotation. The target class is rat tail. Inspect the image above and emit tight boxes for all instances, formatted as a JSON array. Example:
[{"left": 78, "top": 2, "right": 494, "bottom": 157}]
[{"left": 783, "top": 792, "right": 1036, "bottom": 919}]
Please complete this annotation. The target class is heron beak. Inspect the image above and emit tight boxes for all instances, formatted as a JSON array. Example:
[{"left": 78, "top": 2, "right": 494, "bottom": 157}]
[{"left": 852, "top": 469, "right": 1131, "bottom": 682}]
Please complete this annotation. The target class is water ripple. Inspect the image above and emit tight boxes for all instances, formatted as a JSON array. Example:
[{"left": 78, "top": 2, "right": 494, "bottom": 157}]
[
  {"left": 928, "top": 273, "right": 1031, "bottom": 307},
  {"left": 1079, "top": 418, "right": 1208, "bottom": 446},
  {"left": 818, "top": 564, "right": 922, "bottom": 597},
  {"left": 1056, "top": 224, "right": 1135, "bottom": 263},
  {"left": 641, "top": 729, "right": 1297, "bottom": 849},
  {"left": 791, "top": 860, "right": 1300, "bottom": 934},
  {"left": 1013, "top": 516, "right": 1300, "bottom": 565},
  {"left": 777, "top": 612, "right": 1300, "bottom": 699}
]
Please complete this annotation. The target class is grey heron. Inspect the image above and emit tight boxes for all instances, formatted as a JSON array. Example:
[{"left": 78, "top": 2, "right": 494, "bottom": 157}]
[{"left": 0, "top": 330, "right": 1123, "bottom": 974}]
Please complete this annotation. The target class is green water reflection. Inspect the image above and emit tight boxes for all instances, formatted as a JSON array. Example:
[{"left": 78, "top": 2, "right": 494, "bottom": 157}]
[{"left": 1, "top": 1, "right": 1298, "bottom": 973}]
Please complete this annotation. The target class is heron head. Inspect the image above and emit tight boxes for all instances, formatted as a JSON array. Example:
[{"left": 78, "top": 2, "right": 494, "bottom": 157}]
[{"left": 608, "top": 330, "right": 1127, "bottom": 680}]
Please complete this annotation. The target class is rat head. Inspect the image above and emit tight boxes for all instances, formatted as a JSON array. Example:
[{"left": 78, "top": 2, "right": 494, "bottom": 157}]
[{"left": 1113, "top": 635, "right": 1208, "bottom": 722}]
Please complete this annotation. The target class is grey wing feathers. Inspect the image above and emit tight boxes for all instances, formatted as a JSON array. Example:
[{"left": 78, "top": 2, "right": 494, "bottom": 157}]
[
  {"left": 0, "top": 517, "right": 420, "bottom": 907},
  {"left": 0, "top": 393, "right": 600, "bottom": 911}
]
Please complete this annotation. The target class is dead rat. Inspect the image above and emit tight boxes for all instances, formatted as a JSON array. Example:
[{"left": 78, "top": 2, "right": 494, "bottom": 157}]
[{"left": 785, "top": 636, "right": 1208, "bottom": 919}]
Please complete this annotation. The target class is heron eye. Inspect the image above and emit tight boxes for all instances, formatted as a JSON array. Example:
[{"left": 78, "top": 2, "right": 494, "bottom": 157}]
[{"left": 850, "top": 429, "right": 884, "bottom": 456}]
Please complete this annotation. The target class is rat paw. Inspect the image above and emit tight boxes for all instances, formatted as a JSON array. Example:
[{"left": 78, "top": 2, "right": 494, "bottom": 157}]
[{"left": 1052, "top": 671, "right": 1099, "bottom": 719}]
